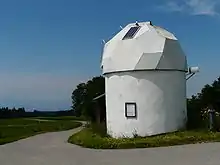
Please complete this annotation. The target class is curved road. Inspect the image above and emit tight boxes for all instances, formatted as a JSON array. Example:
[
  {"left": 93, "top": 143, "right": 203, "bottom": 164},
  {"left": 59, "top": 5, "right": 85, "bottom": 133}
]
[{"left": 0, "top": 124, "right": 220, "bottom": 165}]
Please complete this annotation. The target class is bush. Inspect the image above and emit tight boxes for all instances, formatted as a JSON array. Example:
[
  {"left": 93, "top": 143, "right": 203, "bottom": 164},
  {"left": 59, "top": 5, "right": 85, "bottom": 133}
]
[{"left": 68, "top": 128, "right": 220, "bottom": 149}]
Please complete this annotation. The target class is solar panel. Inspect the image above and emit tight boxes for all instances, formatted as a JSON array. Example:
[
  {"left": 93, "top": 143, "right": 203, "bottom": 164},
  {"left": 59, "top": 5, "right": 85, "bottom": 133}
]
[{"left": 122, "top": 26, "right": 141, "bottom": 40}]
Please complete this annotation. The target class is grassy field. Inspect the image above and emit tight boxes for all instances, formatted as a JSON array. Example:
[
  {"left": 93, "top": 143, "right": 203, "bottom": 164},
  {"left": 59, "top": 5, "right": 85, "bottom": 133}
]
[
  {"left": 0, "top": 117, "right": 82, "bottom": 145},
  {"left": 68, "top": 128, "right": 220, "bottom": 149},
  {"left": 32, "top": 116, "right": 86, "bottom": 121}
]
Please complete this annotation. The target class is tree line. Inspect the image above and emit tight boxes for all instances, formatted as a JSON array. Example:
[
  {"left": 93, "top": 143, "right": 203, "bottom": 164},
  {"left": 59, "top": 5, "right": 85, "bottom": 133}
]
[
  {"left": 0, "top": 107, "right": 75, "bottom": 119},
  {"left": 0, "top": 107, "right": 26, "bottom": 118}
]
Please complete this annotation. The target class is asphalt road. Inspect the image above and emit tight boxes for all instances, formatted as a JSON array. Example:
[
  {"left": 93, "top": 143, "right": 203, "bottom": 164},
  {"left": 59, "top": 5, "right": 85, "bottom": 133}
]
[{"left": 0, "top": 125, "right": 220, "bottom": 165}]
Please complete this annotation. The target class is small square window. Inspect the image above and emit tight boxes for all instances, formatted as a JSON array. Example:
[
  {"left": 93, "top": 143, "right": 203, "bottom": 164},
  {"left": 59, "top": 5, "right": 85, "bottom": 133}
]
[
  {"left": 122, "top": 26, "right": 141, "bottom": 40},
  {"left": 125, "top": 102, "right": 137, "bottom": 118}
]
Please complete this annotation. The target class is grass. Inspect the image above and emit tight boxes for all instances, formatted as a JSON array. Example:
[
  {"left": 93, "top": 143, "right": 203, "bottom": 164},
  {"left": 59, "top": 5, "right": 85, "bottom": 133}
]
[
  {"left": 0, "top": 118, "right": 40, "bottom": 126},
  {"left": 32, "top": 116, "right": 86, "bottom": 121},
  {"left": 68, "top": 128, "right": 220, "bottom": 149},
  {"left": 0, "top": 118, "right": 82, "bottom": 145}
]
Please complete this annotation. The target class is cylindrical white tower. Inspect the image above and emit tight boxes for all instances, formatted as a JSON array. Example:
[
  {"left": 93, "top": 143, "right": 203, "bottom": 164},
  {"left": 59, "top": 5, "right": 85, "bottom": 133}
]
[{"left": 101, "top": 22, "right": 188, "bottom": 138}]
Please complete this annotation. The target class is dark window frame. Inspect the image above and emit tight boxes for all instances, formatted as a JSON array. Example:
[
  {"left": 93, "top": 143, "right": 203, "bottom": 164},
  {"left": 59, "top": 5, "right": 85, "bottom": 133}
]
[{"left": 125, "top": 102, "right": 137, "bottom": 118}]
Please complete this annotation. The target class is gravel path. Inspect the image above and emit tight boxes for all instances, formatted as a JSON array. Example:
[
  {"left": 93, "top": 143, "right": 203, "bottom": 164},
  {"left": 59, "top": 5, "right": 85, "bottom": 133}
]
[{"left": 0, "top": 125, "right": 220, "bottom": 165}]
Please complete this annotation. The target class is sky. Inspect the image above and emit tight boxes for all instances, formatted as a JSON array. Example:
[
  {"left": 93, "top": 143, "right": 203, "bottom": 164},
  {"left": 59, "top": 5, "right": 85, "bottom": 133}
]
[{"left": 0, "top": 0, "right": 220, "bottom": 111}]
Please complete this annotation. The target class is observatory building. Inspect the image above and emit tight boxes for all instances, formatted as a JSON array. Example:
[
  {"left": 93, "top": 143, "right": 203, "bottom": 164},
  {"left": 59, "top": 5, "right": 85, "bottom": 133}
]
[{"left": 101, "top": 21, "right": 195, "bottom": 138}]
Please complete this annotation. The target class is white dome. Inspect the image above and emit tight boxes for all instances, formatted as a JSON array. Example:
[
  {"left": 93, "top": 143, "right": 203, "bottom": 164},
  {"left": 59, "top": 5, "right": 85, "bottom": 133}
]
[{"left": 101, "top": 21, "right": 188, "bottom": 74}]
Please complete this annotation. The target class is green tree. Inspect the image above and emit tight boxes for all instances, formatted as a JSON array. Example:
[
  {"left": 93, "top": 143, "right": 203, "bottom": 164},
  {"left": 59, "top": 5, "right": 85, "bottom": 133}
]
[
  {"left": 82, "top": 76, "right": 105, "bottom": 120},
  {"left": 71, "top": 76, "right": 105, "bottom": 119},
  {"left": 71, "top": 82, "right": 87, "bottom": 117},
  {"left": 187, "top": 76, "right": 220, "bottom": 129}
]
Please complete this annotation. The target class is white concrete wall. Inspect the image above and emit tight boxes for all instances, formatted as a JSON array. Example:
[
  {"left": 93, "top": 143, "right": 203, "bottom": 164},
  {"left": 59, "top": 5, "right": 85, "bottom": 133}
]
[{"left": 105, "top": 70, "right": 187, "bottom": 138}]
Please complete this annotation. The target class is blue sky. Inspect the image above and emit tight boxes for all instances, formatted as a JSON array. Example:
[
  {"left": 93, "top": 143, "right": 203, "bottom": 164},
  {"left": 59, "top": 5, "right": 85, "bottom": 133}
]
[{"left": 0, "top": 0, "right": 219, "bottom": 111}]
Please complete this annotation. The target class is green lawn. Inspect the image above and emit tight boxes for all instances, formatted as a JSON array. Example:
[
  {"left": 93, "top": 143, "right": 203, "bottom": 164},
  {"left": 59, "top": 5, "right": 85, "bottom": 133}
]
[
  {"left": 68, "top": 128, "right": 220, "bottom": 149},
  {"left": 32, "top": 116, "right": 86, "bottom": 121},
  {"left": 0, "top": 118, "right": 82, "bottom": 145},
  {"left": 0, "top": 118, "right": 40, "bottom": 126}
]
